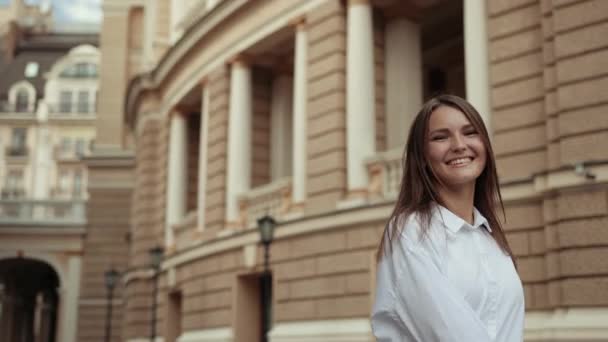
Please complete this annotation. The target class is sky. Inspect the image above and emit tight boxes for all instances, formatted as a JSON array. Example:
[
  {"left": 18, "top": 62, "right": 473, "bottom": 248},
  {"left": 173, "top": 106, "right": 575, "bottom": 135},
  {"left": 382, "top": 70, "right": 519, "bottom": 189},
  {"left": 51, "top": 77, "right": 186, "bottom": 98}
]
[{"left": 0, "top": 0, "right": 102, "bottom": 31}]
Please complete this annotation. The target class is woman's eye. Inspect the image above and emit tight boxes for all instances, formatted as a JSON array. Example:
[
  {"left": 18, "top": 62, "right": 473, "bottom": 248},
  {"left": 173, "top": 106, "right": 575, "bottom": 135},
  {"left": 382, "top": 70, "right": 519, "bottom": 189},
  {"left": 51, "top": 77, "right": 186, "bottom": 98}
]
[
  {"left": 465, "top": 131, "right": 478, "bottom": 136},
  {"left": 432, "top": 136, "right": 447, "bottom": 141}
]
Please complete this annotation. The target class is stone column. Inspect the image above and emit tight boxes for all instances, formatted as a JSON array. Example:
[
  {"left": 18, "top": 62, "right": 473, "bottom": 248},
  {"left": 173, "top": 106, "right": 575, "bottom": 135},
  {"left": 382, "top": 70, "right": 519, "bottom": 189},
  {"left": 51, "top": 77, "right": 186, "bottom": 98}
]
[
  {"left": 385, "top": 18, "right": 423, "bottom": 150},
  {"left": 33, "top": 101, "right": 50, "bottom": 202},
  {"left": 165, "top": 110, "right": 188, "bottom": 247},
  {"left": 292, "top": 20, "right": 308, "bottom": 206},
  {"left": 346, "top": 0, "right": 375, "bottom": 194},
  {"left": 197, "top": 84, "right": 210, "bottom": 231},
  {"left": 270, "top": 74, "right": 293, "bottom": 181},
  {"left": 57, "top": 256, "right": 81, "bottom": 342},
  {"left": 464, "top": 0, "right": 492, "bottom": 133},
  {"left": 225, "top": 57, "right": 252, "bottom": 224}
]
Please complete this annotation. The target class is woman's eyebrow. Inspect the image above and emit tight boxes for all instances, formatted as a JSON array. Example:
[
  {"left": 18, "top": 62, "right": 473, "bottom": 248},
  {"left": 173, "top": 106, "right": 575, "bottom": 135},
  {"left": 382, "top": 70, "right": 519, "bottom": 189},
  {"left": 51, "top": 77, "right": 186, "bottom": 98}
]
[{"left": 429, "top": 128, "right": 449, "bottom": 135}]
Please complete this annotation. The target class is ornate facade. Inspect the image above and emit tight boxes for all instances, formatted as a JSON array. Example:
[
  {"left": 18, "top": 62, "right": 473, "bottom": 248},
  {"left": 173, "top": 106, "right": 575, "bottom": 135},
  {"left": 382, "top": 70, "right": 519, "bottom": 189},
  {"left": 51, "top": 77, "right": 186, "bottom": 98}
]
[{"left": 93, "top": 0, "right": 608, "bottom": 341}]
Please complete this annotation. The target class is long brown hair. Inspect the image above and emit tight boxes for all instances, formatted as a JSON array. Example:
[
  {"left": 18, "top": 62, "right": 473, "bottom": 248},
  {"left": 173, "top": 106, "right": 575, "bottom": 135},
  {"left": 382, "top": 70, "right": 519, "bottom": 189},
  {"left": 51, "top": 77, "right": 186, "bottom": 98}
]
[{"left": 377, "top": 94, "right": 514, "bottom": 262}]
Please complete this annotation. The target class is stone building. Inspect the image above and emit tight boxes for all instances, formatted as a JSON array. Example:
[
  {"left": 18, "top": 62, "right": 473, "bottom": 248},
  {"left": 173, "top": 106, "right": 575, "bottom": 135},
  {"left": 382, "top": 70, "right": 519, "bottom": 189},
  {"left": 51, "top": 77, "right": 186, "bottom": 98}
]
[
  {"left": 0, "top": 2, "right": 100, "bottom": 341},
  {"left": 94, "top": 0, "right": 608, "bottom": 341}
]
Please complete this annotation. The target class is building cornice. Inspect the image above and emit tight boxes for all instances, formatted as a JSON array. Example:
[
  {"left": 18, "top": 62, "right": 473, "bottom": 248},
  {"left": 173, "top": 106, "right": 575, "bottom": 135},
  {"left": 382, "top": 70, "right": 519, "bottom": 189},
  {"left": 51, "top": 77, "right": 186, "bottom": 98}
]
[{"left": 124, "top": 0, "right": 245, "bottom": 130}]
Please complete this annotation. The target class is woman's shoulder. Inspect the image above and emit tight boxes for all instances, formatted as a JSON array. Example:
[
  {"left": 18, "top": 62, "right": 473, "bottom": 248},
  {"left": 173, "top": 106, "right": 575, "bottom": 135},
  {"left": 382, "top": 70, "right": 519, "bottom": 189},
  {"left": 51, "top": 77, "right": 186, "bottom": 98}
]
[{"left": 394, "top": 210, "right": 447, "bottom": 255}]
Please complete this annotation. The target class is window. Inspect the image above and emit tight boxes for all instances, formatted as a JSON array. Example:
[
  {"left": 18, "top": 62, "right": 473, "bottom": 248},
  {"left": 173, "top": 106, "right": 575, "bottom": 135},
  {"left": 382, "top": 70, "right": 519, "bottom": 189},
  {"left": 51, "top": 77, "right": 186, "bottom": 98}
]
[
  {"left": 15, "top": 89, "right": 29, "bottom": 112},
  {"left": 60, "top": 137, "right": 71, "bottom": 153},
  {"left": 73, "top": 171, "right": 82, "bottom": 198},
  {"left": 59, "top": 91, "right": 72, "bottom": 113},
  {"left": 24, "top": 62, "right": 39, "bottom": 78},
  {"left": 75, "top": 138, "right": 85, "bottom": 156},
  {"left": 59, "top": 62, "right": 98, "bottom": 78},
  {"left": 59, "top": 171, "right": 70, "bottom": 194},
  {"left": 10, "top": 128, "right": 27, "bottom": 156},
  {"left": 77, "top": 91, "right": 90, "bottom": 113},
  {"left": 2, "top": 170, "right": 24, "bottom": 198}
]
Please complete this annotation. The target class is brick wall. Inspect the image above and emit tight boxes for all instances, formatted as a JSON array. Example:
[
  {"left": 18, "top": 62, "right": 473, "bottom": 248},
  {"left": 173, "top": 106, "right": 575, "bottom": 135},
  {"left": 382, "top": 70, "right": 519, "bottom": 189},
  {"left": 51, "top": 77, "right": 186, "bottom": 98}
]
[
  {"left": 272, "top": 222, "right": 383, "bottom": 321},
  {"left": 187, "top": 113, "right": 200, "bottom": 212},
  {"left": 78, "top": 187, "right": 132, "bottom": 341},
  {"left": 490, "top": 0, "right": 608, "bottom": 310},
  {"left": 205, "top": 67, "right": 230, "bottom": 232},
  {"left": 374, "top": 12, "right": 386, "bottom": 152},
  {"left": 252, "top": 67, "right": 272, "bottom": 188},
  {"left": 305, "top": 0, "right": 347, "bottom": 214},
  {"left": 124, "top": 117, "right": 166, "bottom": 340}
]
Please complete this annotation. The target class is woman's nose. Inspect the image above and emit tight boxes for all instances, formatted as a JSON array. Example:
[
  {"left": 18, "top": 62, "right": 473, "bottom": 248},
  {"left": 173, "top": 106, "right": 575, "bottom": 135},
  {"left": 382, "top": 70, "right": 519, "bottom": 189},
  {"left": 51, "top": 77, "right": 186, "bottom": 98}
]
[{"left": 451, "top": 134, "right": 466, "bottom": 151}]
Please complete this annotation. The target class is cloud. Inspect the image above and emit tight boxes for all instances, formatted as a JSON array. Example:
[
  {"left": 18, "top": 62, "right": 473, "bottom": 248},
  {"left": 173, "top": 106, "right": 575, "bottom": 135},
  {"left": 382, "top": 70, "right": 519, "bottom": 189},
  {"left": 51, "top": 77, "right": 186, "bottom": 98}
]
[{"left": 53, "top": 0, "right": 102, "bottom": 24}]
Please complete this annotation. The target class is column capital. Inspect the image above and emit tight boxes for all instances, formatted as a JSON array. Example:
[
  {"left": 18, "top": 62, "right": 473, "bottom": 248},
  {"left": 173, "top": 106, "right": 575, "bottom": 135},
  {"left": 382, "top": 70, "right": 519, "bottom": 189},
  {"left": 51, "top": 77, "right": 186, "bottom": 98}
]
[
  {"left": 348, "top": 0, "right": 370, "bottom": 6},
  {"left": 289, "top": 16, "right": 307, "bottom": 30},
  {"left": 171, "top": 105, "right": 195, "bottom": 117},
  {"left": 227, "top": 54, "right": 252, "bottom": 67}
]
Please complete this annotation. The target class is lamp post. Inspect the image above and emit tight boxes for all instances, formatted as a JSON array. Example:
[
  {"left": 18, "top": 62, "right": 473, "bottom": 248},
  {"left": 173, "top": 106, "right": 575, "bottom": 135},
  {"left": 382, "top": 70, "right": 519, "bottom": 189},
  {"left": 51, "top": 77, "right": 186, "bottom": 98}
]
[
  {"left": 148, "top": 246, "right": 164, "bottom": 342},
  {"left": 256, "top": 215, "right": 276, "bottom": 342},
  {"left": 104, "top": 268, "right": 120, "bottom": 342}
]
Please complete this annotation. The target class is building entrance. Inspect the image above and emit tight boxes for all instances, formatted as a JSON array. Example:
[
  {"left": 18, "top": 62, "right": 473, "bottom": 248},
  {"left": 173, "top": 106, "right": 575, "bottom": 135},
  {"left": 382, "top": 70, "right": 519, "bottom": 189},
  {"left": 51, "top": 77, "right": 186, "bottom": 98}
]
[{"left": 0, "top": 258, "right": 59, "bottom": 342}]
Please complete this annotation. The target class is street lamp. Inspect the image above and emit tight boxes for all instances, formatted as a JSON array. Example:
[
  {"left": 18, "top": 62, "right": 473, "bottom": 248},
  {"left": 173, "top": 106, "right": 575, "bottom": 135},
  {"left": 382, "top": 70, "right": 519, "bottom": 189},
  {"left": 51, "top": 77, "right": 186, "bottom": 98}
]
[
  {"left": 104, "top": 268, "right": 120, "bottom": 342},
  {"left": 256, "top": 215, "right": 276, "bottom": 342},
  {"left": 148, "top": 246, "right": 164, "bottom": 342}
]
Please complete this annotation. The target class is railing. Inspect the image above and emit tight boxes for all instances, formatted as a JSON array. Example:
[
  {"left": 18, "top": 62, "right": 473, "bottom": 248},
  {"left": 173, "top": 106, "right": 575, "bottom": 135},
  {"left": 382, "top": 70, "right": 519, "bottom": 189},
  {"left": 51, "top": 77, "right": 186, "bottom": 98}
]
[
  {"left": 5, "top": 146, "right": 28, "bottom": 157},
  {"left": 47, "top": 102, "right": 96, "bottom": 116},
  {"left": 0, "top": 101, "right": 34, "bottom": 114},
  {"left": 239, "top": 178, "right": 293, "bottom": 229},
  {"left": 366, "top": 148, "right": 404, "bottom": 200},
  {"left": 0, "top": 199, "right": 86, "bottom": 225},
  {"left": 53, "top": 146, "right": 88, "bottom": 160},
  {"left": 1, "top": 188, "right": 25, "bottom": 199}
]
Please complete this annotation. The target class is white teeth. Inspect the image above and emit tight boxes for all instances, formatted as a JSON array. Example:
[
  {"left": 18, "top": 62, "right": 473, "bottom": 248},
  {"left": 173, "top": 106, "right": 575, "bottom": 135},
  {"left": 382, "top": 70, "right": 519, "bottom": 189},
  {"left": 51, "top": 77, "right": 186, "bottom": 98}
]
[{"left": 448, "top": 157, "right": 472, "bottom": 166}]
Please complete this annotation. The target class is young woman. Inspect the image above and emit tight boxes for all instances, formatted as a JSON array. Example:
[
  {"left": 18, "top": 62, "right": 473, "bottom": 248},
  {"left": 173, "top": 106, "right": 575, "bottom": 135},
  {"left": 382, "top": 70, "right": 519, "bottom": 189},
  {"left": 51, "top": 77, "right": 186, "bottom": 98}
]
[{"left": 371, "top": 95, "right": 524, "bottom": 341}]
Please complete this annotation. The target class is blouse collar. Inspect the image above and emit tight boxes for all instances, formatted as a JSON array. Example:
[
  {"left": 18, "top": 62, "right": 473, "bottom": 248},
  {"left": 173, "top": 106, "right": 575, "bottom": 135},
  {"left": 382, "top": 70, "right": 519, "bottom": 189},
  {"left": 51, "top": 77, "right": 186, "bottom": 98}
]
[{"left": 434, "top": 204, "right": 492, "bottom": 234}]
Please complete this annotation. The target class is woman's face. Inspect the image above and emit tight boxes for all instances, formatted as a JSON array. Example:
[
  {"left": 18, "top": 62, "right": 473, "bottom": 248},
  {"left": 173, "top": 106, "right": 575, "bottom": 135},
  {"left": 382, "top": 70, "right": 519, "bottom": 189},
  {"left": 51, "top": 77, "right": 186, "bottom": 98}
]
[{"left": 425, "top": 105, "right": 487, "bottom": 191}]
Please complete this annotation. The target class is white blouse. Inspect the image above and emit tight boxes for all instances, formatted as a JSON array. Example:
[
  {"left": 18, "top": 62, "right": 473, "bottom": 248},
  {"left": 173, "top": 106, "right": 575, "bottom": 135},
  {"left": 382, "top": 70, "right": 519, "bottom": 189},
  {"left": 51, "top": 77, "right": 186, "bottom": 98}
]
[{"left": 371, "top": 205, "right": 525, "bottom": 342}]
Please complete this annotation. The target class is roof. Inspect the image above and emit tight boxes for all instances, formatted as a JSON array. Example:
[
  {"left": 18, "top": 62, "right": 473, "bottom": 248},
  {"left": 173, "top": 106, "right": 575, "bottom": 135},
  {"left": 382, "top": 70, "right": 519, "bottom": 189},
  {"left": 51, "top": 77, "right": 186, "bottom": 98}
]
[{"left": 0, "top": 32, "right": 98, "bottom": 100}]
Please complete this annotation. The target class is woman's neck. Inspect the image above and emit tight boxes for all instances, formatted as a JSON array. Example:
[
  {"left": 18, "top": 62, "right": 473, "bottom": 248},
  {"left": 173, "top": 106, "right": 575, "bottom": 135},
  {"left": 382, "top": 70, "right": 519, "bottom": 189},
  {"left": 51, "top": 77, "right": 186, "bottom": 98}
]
[{"left": 438, "top": 184, "right": 475, "bottom": 224}]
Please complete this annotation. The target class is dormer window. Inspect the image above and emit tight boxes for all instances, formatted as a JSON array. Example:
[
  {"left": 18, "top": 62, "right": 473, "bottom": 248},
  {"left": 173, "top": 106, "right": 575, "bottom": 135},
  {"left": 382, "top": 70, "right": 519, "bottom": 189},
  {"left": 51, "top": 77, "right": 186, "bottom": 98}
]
[
  {"left": 15, "top": 89, "right": 29, "bottom": 112},
  {"left": 59, "top": 62, "right": 98, "bottom": 78}
]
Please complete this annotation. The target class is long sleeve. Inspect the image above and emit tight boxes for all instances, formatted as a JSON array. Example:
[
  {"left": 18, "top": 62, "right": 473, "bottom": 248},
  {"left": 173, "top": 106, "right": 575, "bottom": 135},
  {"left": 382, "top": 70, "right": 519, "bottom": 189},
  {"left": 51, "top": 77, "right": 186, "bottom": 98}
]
[{"left": 371, "top": 241, "right": 493, "bottom": 342}]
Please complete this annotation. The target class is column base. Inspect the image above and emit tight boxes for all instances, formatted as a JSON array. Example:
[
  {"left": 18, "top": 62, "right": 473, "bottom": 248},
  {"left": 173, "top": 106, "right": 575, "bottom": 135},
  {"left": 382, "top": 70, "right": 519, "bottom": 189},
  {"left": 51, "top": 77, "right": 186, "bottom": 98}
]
[
  {"left": 283, "top": 202, "right": 305, "bottom": 221},
  {"left": 164, "top": 243, "right": 176, "bottom": 255},
  {"left": 336, "top": 189, "right": 369, "bottom": 210}
]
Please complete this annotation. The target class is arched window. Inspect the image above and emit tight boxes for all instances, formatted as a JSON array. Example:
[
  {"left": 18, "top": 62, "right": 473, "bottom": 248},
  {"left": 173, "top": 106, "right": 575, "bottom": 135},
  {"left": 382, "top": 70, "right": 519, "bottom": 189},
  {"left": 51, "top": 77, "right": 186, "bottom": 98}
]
[{"left": 15, "top": 89, "right": 29, "bottom": 112}]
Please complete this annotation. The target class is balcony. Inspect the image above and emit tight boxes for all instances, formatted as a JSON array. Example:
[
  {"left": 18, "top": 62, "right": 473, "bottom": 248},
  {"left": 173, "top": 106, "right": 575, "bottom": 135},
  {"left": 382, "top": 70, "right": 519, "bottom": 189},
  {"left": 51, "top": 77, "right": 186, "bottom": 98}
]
[
  {"left": 53, "top": 145, "right": 87, "bottom": 162},
  {"left": 47, "top": 102, "right": 96, "bottom": 122},
  {"left": 0, "top": 199, "right": 86, "bottom": 226},
  {"left": 238, "top": 178, "right": 294, "bottom": 229},
  {"left": 5, "top": 146, "right": 29, "bottom": 164},
  {"left": 366, "top": 148, "right": 403, "bottom": 200},
  {"left": 0, "top": 101, "right": 36, "bottom": 122},
  {"left": 1, "top": 188, "right": 25, "bottom": 199}
]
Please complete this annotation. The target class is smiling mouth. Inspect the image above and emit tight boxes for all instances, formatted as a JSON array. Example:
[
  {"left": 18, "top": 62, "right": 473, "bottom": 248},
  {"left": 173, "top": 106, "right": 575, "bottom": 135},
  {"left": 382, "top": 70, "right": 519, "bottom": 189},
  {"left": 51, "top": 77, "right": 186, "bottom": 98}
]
[{"left": 446, "top": 157, "right": 474, "bottom": 167}]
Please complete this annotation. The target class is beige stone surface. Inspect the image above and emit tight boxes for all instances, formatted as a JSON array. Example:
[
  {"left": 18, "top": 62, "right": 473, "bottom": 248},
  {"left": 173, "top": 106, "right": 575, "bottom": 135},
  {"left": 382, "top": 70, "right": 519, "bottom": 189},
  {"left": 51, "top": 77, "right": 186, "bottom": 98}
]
[{"left": 95, "top": 0, "right": 608, "bottom": 339}]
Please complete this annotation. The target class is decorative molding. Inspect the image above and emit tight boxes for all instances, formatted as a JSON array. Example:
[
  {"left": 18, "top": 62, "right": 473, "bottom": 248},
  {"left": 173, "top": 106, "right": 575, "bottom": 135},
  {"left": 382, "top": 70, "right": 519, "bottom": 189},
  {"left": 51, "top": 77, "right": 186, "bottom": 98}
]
[
  {"left": 269, "top": 319, "right": 373, "bottom": 342},
  {"left": 501, "top": 163, "right": 608, "bottom": 202},
  {"left": 162, "top": 202, "right": 391, "bottom": 270},
  {"left": 122, "top": 268, "right": 154, "bottom": 284},
  {"left": 79, "top": 298, "right": 122, "bottom": 306},
  {"left": 126, "top": 0, "right": 327, "bottom": 129},
  {"left": 525, "top": 308, "right": 608, "bottom": 340},
  {"left": 177, "top": 327, "right": 233, "bottom": 342}
]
